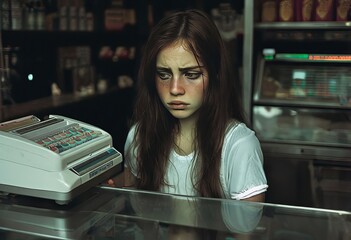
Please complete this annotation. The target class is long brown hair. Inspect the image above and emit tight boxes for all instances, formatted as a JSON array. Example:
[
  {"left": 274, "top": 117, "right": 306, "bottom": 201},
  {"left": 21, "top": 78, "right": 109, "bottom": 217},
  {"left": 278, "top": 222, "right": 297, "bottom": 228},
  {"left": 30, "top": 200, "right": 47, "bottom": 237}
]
[{"left": 131, "top": 9, "right": 245, "bottom": 198}]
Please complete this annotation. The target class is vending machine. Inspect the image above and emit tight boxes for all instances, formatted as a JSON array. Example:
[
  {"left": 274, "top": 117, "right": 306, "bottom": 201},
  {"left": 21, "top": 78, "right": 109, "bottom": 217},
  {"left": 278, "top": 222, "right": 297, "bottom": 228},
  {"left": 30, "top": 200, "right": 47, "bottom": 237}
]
[{"left": 243, "top": 0, "right": 351, "bottom": 211}]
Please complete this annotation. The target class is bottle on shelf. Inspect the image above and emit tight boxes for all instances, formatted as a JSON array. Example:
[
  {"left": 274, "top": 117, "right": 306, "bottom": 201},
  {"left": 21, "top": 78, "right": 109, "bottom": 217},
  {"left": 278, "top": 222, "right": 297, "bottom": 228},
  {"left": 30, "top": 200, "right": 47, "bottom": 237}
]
[{"left": 1, "top": 0, "right": 11, "bottom": 30}]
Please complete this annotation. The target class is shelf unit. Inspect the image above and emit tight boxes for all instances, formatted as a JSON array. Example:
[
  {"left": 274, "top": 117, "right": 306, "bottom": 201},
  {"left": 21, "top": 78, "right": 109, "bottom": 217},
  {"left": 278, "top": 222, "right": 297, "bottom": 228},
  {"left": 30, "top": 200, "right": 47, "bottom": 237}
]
[
  {"left": 243, "top": 0, "right": 351, "bottom": 211},
  {"left": 0, "top": 0, "right": 149, "bottom": 153}
]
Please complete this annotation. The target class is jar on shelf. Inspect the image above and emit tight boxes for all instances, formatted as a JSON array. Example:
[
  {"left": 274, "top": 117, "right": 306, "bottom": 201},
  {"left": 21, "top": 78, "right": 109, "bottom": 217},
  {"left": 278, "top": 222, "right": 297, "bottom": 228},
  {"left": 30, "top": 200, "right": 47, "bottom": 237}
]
[
  {"left": 315, "top": 0, "right": 335, "bottom": 21},
  {"left": 296, "top": 0, "right": 315, "bottom": 21},
  {"left": 261, "top": 0, "right": 277, "bottom": 22},
  {"left": 336, "top": 0, "right": 351, "bottom": 21},
  {"left": 278, "top": 0, "right": 295, "bottom": 22}
]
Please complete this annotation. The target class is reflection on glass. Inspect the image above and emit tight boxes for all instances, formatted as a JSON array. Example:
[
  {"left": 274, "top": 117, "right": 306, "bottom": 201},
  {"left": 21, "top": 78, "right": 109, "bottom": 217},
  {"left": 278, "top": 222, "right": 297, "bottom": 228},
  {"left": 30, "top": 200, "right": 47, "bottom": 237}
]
[
  {"left": 253, "top": 106, "right": 351, "bottom": 146},
  {"left": 254, "top": 106, "right": 282, "bottom": 139},
  {"left": 221, "top": 201, "right": 263, "bottom": 234},
  {"left": 256, "top": 61, "right": 351, "bottom": 107},
  {"left": 126, "top": 190, "right": 263, "bottom": 239}
]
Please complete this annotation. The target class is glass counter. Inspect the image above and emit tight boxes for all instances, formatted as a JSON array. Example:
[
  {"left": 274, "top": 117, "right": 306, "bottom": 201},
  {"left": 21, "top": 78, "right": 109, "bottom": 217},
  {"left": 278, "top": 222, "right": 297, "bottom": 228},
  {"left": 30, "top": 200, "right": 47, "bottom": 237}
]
[
  {"left": 0, "top": 187, "right": 350, "bottom": 240},
  {"left": 253, "top": 106, "right": 351, "bottom": 147},
  {"left": 252, "top": 54, "right": 351, "bottom": 148}
]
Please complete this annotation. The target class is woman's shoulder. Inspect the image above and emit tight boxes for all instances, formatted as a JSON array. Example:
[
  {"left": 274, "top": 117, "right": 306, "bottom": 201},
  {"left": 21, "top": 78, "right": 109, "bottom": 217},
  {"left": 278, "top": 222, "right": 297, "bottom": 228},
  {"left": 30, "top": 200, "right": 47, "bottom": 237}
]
[
  {"left": 225, "top": 121, "right": 256, "bottom": 142},
  {"left": 221, "top": 121, "right": 264, "bottom": 170},
  {"left": 127, "top": 124, "right": 138, "bottom": 137},
  {"left": 125, "top": 124, "right": 138, "bottom": 147},
  {"left": 223, "top": 122, "right": 260, "bottom": 151}
]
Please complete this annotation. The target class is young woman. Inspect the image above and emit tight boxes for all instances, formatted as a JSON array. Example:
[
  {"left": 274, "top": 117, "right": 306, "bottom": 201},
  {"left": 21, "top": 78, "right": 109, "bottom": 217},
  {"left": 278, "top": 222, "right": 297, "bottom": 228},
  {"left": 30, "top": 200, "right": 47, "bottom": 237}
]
[{"left": 120, "top": 9, "right": 267, "bottom": 202}]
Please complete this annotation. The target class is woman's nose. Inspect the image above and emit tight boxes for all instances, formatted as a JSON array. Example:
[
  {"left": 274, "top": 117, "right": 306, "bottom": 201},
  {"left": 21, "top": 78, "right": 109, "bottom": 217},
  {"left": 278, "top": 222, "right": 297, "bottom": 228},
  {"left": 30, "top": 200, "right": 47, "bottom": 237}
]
[{"left": 170, "top": 77, "right": 185, "bottom": 95}]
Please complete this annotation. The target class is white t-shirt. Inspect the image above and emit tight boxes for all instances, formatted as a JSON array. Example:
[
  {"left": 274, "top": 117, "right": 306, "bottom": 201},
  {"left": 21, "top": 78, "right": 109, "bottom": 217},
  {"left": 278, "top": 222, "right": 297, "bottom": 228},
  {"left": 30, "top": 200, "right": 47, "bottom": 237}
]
[{"left": 124, "top": 122, "right": 268, "bottom": 200}]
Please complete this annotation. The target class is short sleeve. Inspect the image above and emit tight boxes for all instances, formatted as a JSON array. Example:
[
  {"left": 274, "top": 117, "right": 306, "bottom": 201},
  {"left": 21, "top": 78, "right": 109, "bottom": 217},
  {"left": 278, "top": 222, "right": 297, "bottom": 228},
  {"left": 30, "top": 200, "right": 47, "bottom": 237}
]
[
  {"left": 124, "top": 125, "right": 138, "bottom": 177},
  {"left": 222, "top": 124, "right": 268, "bottom": 200}
]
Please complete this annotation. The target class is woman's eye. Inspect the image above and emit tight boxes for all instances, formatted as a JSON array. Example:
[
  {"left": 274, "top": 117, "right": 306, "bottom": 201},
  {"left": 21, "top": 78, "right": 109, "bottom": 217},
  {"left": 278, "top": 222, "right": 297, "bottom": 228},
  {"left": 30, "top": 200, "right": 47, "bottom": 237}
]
[
  {"left": 185, "top": 72, "right": 202, "bottom": 80},
  {"left": 157, "top": 71, "right": 171, "bottom": 80}
]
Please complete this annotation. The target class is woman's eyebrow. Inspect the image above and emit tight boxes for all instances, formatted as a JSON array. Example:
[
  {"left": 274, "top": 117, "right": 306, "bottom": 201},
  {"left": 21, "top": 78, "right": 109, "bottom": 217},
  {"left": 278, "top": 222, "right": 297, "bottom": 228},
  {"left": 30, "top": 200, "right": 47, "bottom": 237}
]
[
  {"left": 156, "top": 67, "right": 171, "bottom": 72},
  {"left": 156, "top": 66, "right": 204, "bottom": 71},
  {"left": 179, "top": 66, "right": 204, "bottom": 71}
]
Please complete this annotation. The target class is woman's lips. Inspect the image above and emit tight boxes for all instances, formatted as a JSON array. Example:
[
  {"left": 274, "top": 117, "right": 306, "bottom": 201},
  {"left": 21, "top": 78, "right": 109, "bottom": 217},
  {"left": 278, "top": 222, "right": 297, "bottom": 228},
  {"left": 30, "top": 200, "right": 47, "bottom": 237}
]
[{"left": 168, "top": 101, "right": 189, "bottom": 109}]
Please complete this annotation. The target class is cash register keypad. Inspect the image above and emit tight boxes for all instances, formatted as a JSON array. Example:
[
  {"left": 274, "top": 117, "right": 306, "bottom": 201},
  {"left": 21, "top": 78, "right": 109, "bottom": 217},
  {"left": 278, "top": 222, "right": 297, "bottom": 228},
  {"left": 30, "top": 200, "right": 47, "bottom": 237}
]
[{"left": 35, "top": 125, "right": 102, "bottom": 153}]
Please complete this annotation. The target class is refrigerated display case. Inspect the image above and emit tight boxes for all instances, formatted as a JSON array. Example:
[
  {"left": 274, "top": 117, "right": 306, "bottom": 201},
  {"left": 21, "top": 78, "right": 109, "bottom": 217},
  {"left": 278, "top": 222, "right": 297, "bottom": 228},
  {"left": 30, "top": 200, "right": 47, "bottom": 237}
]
[{"left": 243, "top": 0, "right": 351, "bottom": 211}]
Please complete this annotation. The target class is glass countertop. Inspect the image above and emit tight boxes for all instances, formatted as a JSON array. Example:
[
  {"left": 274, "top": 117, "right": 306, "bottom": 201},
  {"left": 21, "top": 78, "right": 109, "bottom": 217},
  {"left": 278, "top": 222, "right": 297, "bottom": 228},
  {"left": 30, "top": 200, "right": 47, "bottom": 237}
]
[{"left": 0, "top": 186, "right": 350, "bottom": 239}]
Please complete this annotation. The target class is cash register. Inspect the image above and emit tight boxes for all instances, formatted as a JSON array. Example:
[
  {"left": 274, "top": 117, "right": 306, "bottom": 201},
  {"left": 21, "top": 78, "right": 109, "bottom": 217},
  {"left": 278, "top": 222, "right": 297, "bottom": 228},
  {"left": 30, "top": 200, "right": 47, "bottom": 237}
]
[{"left": 0, "top": 115, "right": 123, "bottom": 204}]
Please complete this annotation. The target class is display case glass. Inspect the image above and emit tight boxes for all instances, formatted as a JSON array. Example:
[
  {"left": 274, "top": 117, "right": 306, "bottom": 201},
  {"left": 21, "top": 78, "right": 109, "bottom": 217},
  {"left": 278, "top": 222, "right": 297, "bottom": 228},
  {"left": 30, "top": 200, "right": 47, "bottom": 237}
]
[
  {"left": 254, "top": 54, "right": 351, "bottom": 107},
  {"left": 0, "top": 187, "right": 350, "bottom": 240},
  {"left": 253, "top": 106, "right": 351, "bottom": 146},
  {"left": 252, "top": 53, "right": 351, "bottom": 147}
]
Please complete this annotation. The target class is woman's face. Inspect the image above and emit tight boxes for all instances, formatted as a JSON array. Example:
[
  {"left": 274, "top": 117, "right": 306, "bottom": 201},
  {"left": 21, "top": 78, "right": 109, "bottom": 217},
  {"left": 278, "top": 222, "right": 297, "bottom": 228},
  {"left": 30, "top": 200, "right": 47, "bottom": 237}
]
[{"left": 155, "top": 42, "right": 209, "bottom": 121}]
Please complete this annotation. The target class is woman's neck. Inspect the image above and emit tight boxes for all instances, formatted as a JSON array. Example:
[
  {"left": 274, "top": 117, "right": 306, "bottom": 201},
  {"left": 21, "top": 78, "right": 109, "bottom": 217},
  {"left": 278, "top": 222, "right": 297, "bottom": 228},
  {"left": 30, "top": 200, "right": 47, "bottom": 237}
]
[{"left": 175, "top": 117, "right": 197, "bottom": 156}]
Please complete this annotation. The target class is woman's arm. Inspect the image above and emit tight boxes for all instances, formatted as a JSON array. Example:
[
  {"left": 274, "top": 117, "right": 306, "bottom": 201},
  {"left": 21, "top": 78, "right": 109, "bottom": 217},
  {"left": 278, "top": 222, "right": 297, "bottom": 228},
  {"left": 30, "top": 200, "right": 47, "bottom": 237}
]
[
  {"left": 123, "top": 167, "right": 137, "bottom": 188},
  {"left": 224, "top": 125, "right": 268, "bottom": 203},
  {"left": 243, "top": 193, "right": 265, "bottom": 203},
  {"left": 106, "top": 167, "right": 137, "bottom": 188}
]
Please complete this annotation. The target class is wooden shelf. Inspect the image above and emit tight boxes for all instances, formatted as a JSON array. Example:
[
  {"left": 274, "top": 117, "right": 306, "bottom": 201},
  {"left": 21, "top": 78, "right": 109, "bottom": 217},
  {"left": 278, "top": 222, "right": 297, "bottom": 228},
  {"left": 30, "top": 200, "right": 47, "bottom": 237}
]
[
  {"left": 0, "top": 87, "right": 123, "bottom": 122},
  {"left": 2, "top": 27, "right": 140, "bottom": 46},
  {"left": 255, "top": 21, "right": 351, "bottom": 30}
]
